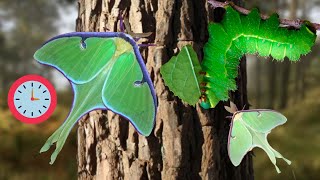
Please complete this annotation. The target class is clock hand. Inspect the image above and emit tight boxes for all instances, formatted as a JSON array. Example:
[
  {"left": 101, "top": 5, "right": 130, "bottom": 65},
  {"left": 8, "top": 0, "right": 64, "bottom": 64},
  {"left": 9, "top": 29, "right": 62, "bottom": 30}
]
[
  {"left": 31, "top": 89, "right": 40, "bottom": 101},
  {"left": 31, "top": 89, "right": 34, "bottom": 101}
]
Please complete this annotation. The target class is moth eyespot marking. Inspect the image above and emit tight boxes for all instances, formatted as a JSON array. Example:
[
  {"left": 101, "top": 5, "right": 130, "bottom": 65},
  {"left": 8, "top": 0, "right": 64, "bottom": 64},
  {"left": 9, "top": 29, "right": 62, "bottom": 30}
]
[
  {"left": 134, "top": 79, "right": 145, "bottom": 87},
  {"left": 80, "top": 40, "right": 87, "bottom": 50},
  {"left": 257, "top": 112, "right": 262, "bottom": 118}
]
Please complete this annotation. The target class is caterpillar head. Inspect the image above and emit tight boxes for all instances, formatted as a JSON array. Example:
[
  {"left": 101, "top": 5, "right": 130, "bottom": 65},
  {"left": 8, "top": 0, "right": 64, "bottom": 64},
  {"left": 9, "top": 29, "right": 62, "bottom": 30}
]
[{"left": 200, "top": 95, "right": 211, "bottom": 109}]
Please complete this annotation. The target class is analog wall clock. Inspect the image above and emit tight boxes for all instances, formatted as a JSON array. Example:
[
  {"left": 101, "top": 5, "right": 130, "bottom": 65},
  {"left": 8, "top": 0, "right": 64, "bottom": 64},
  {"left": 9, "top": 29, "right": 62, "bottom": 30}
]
[{"left": 8, "top": 74, "right": 57, "bottom": 124}]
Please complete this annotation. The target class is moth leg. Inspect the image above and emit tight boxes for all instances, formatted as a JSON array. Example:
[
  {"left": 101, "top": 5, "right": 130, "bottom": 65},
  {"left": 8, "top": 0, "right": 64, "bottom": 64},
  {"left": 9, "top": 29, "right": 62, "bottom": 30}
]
[
  {"left": 138, "top": 43, "right": 157, "bottom": 47},
  {"left": 103, "top": 27, "right": 110, "bottom": 32},
  {"left": 118, "top": 10, "right": 125, "bottom": 33}
]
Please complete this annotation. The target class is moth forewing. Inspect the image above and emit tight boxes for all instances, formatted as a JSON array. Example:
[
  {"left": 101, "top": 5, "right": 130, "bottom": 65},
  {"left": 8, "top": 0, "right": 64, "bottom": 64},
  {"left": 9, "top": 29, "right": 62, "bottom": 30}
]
[{"left": 228, "top": 113, "right": 252, "bottom": 166}]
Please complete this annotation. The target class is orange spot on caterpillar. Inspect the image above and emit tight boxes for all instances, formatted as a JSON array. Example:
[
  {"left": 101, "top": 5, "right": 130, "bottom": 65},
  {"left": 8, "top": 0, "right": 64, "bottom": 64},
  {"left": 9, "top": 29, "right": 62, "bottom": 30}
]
[
  {"left": 200, "top": 82, "right": 207, "bottom": 87},
  {"left": 200, "top": 94, "right": 207, "bottom": 102}
]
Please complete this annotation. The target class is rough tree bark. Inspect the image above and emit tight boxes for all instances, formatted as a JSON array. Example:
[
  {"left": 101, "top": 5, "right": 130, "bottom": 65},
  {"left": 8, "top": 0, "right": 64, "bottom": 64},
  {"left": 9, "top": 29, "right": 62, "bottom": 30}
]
[{"left": 76, "top": 0, "right": 253, "bottom": 179}]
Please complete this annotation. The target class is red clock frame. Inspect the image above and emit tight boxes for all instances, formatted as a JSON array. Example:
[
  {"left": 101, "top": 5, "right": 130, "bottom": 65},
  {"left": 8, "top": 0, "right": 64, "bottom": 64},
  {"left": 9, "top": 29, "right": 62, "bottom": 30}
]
[{"left": 8, "top": 74, "right": 57, "bottom": 124}]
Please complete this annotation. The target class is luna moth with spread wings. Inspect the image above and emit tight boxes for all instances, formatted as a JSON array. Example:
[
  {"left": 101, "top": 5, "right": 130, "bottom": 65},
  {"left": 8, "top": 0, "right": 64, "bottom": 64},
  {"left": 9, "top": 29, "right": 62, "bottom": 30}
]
[{"left": 34, "top": 31, "right": 157, "bottom": 164}]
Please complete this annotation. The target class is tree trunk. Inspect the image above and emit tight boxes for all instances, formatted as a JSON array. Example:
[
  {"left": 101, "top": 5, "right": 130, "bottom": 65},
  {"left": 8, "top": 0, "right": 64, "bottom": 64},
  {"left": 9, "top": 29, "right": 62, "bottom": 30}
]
[{"left": 76, "top": 0, "right": 253, "bottom": 179}]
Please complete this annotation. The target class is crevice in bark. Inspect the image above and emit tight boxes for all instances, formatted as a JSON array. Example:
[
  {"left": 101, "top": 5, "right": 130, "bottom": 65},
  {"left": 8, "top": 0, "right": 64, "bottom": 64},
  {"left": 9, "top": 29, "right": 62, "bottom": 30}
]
[
  {"left": 172, "top": 0, "right": 181, "bottom": 45},
  {"left": 192, "top": 0, "right": 208, "bottom": 43},
  {"left": 97, "top": 111, "right": 109, "bottom": 140},
  {"left": 90, "top": 0, "right": 103, "bottom": 31},
  {"left": 107, "top": 0, "right": 116, "bottom": 13},
  {"left": 191, "top": 108, "right": 204, "bottom": 178},
  {"left": 118, "top": 117, "right": 129, "bottom": 150},
  {"left": 87, "top": 123, "right": 97, "bottom": 175}
]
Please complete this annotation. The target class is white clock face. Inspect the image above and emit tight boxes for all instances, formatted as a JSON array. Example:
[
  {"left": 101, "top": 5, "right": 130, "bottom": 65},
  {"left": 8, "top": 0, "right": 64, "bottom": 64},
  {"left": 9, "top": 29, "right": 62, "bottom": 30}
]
[{"left": 13, "top": 81, "right": 52, "bottom": 118}]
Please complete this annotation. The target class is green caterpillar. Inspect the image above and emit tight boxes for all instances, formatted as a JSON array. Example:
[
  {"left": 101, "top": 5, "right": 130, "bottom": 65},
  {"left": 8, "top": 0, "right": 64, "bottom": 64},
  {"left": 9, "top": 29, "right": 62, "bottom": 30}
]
[
  {"left": 161, "top": 6, "right": 317, "bottom": 109},
  {"left": 200, "top": 6, "right": 316, "bottom": 109}
]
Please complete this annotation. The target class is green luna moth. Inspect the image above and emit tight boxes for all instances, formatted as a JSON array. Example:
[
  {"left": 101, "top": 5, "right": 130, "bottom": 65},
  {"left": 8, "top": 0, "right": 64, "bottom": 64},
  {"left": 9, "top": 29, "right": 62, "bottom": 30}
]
[
  {"left": 160, "top": 6, "right": 317, "bottom": 108},
  {"left": 34, "top": 32, "right": 157, "bottom": 164},
  {"left": 225, "top": 102, "right": 291, "bottom": 173}
]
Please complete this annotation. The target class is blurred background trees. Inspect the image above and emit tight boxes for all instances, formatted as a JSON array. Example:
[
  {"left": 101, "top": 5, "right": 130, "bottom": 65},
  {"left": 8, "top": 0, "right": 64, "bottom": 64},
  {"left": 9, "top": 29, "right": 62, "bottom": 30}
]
[
  {"left": 0, "top": 0, "right": 319, "bottom": 179},
  {"left": 0, "top": 0, "right": 58, "bottom": 91},
  {"left": 0, "top": 0, "right": 77, "bottom": 179},
  {"left": 246, "top": 0, "right": 320, "bottom": 110}
]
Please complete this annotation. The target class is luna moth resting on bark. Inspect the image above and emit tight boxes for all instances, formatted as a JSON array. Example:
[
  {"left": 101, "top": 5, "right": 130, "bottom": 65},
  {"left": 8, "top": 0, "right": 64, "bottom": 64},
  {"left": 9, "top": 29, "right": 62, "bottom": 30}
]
[
  {"left": 34, "top": 32, "right": 157, "bottom": 164},
  {"left": 160, "top": 6, "right": 317, "bottom": 108},
  {"left": 225, "top": 102, "right": 291, "bottom": 173}
]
